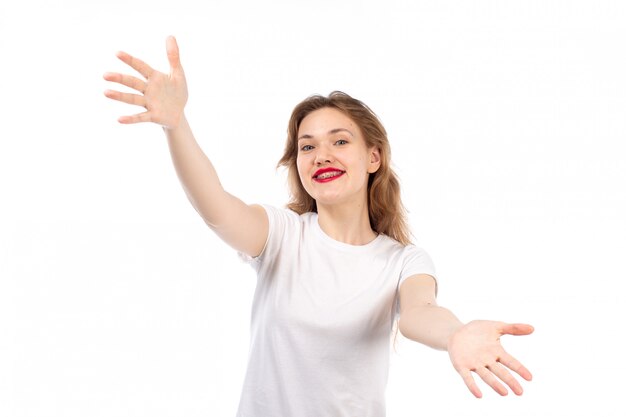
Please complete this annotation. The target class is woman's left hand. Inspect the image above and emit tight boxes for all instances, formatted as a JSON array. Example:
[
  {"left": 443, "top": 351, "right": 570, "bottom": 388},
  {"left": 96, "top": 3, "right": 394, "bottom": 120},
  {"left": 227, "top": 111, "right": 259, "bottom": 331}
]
[{"left": 447, "top": 320, "right": 534, "bottom": 398}]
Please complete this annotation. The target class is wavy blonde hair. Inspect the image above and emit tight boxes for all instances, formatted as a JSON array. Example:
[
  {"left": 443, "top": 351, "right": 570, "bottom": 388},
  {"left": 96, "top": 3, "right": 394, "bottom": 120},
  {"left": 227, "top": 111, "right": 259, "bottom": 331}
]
[{"left": 277, "top": 91, "right": 412, "bottom": 246}]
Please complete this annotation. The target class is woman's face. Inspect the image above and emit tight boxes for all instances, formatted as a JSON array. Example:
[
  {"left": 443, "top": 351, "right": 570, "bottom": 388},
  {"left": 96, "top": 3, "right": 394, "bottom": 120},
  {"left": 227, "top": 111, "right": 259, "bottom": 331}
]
[{"left": 296, "top": 107, "right": 380, "bottom": 208}]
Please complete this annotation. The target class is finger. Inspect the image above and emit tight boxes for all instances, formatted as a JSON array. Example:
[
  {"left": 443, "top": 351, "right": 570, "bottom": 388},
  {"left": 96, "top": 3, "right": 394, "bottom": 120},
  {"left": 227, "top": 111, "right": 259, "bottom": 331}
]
[
  {"left": 115, "top": 51, "right": 154, "bottom": 79},
  {"left": 103, "top": 72, "right": 147, "bottom": 93},
  {"left": 487, "top": 361, "right": 524, "bottom": 396},
  {"left": 104, "top": 89, "right": 146, "bottom": 107},
  {"left": 499, "top": 352, "right": 533, "bottom": 381},
  {"left": 458, "top": 369, "right": 483, "bottom": 399},
  {"left": 118, "top": 111, "right": 151, "bottom": 124},
  {"left": 165, "top": 36, "right": 182, "bottom": 71},
  {"left": 475, "top": 366, "right": 508, "bottom": 396},
  {"left": 501, "top": 323, "right": 534, "bottom": 336}
]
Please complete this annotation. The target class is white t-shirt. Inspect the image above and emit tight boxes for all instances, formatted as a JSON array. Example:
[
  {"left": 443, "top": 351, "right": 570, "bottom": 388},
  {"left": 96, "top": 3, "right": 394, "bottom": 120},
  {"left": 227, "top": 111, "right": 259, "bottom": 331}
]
[{"left": 236, "top": 205, "right": 437, "bottom": 417}]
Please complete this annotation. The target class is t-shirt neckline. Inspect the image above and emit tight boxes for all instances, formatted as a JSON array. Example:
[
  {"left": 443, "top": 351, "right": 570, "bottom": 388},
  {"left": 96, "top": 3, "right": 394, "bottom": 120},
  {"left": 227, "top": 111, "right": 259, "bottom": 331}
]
[{"left": 310, "top": 212, "right": 384, "bottom": 253}]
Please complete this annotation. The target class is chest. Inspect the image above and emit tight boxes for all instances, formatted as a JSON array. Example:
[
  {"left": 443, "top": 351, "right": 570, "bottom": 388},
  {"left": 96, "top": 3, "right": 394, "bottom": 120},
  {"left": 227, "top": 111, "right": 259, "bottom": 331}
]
[{"left": 259, "top": 244, "right": 402, "bottom": 342}]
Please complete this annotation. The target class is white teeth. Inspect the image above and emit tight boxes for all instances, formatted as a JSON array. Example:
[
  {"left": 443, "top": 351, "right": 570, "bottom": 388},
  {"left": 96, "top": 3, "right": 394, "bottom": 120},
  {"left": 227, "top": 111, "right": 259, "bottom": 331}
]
[{"left": 317, "top": 171, "right": 343, "bottom": 179}]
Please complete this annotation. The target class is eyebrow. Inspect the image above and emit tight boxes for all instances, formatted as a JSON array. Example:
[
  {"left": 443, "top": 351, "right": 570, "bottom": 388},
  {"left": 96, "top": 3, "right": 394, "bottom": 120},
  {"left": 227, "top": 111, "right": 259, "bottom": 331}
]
[{"left": 297, "top": 128, "right": 355, "bottom": 141}]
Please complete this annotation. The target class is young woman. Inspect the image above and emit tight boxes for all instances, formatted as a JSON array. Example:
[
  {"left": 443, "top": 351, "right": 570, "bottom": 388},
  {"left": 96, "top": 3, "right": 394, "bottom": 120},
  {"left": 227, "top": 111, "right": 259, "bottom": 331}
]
[{"left": 104, "top": 36, "right": 533, "bottom": 416}]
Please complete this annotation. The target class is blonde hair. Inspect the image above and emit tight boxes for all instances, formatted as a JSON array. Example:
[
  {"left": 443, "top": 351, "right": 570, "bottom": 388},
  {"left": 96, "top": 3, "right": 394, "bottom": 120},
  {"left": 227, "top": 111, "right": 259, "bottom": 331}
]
[{"left": 277, "top": 91, "right": 412, "bottom": 245}]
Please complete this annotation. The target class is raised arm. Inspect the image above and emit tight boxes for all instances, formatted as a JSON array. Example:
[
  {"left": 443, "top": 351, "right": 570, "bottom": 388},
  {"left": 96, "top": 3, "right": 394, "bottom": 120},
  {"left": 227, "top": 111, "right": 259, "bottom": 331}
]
[{"left": 103, "top": 36, "right": 268, "bottom": 257}]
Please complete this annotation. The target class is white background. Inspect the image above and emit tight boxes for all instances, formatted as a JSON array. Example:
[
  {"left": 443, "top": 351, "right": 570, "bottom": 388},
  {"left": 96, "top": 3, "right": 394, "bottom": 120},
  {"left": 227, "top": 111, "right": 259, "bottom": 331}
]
[{"left": 1, "top": 1, "right": 625, "bottom": 416}]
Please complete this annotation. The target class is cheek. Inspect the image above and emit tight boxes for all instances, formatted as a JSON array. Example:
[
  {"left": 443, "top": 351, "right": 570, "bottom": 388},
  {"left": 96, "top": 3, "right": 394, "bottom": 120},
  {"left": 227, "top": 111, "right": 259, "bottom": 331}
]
[
  {"left": 349, "top": 153, "right": 367, "bottom": 170},
  {"left": 296, "top": 157, "right": 308, "bottom": 180}
]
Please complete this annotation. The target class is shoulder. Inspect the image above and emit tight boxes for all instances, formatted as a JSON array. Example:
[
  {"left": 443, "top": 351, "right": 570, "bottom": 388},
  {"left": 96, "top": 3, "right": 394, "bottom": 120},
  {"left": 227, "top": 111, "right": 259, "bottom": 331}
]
[
  {"left": 259, "top": 204, "right": 303, "bottom": 228},
  {"left": 258, "top": 205, "right": 318, "bottom": 245},
  {"left": 375, "top": 234, "right": 424, "bottom": 257},
  {"left": 241, "top": 205, "right": 304, "bottom": 264},
  {"left": 260, "top": 204, "right": 300, "bottom": 219},
  {"left": 402, "top": 242, "right": 433, "bottom": 260},
  {"left": 391, "top": 241, "right": 437, "bottom": 289}
]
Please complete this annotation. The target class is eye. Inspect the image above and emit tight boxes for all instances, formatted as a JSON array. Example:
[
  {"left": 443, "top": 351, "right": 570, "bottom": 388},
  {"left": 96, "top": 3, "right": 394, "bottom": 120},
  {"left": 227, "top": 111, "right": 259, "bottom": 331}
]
[
  {"left": 300, "top": 144, "right": 314, "bottom": 152},
  {"left": 335, "top": 139, "right": 348, "bottom": 145}
]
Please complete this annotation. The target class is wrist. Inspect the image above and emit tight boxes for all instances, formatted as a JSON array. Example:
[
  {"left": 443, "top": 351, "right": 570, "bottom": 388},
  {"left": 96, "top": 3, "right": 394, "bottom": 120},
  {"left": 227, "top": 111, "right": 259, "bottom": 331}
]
[
  {"left": 162, "top": 112, "right": 188, "bottom": 133},
  {"left": 445, "top": 322, "right": 466, "bottom": 351}
]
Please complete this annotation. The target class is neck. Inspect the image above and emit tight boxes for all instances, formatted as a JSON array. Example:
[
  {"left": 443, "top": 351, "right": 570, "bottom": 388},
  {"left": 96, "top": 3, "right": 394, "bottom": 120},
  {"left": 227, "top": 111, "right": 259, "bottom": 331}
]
[{"left": 316, "top": 200, "right": 377, "bottom": 246}]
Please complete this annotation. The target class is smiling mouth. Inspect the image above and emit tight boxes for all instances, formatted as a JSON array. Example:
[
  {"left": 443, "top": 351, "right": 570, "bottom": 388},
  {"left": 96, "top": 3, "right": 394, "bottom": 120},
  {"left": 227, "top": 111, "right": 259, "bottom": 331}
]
[{"left": 313, "top": 170, "right": 345, "bottom": 182}]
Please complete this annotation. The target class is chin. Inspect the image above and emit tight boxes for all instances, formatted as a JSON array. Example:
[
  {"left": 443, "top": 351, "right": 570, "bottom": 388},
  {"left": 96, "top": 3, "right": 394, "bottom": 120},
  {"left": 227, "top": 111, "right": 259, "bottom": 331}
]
[{"left": 313, "top": 194, "right": 349, "bottom": 207}]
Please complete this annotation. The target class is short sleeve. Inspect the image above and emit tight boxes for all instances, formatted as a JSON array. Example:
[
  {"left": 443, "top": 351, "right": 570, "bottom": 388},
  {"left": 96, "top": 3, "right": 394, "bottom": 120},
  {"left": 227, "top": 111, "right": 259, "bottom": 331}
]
[
  {"left": 398, "top": 245, "right": 438, "bottom": 295},
  {"left": 237, "top": 204, "right": 298, "bottom": 272},
  {"left": 393, "top": 245, "right": 438, "bottom": 323}
]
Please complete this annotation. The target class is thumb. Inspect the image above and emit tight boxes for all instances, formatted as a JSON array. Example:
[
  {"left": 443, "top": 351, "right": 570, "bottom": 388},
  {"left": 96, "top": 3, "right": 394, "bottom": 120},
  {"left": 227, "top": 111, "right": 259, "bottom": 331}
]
[
  {"left": 166, "top": 35, "right": 182, "bottom": 71},
  {"left": 501, "top": 323, "right": 534, "bottom": 336}
]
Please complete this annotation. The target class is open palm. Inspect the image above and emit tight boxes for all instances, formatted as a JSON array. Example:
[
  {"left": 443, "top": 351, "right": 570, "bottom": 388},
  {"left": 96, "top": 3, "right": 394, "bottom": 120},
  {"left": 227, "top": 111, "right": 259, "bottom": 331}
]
[
  {"left": 448, "top": 320, "right": 534, "bottom": 398},
  {"left": 103, "top": 36, "right": 188, "bottom": 129}
]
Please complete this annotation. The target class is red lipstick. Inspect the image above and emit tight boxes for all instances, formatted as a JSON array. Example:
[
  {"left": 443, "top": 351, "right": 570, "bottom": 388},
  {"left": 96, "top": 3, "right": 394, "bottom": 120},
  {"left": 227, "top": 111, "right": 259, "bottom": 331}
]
[{"left": 313, "top": 167, "right": 345, "bottom": 183}]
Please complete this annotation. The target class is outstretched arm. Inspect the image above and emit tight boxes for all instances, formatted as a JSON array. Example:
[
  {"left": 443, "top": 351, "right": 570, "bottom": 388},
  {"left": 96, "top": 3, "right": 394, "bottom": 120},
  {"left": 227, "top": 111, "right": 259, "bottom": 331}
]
[
  {"left": 398, "top": 274, "right": 533, "bottom": 398},
  {"left": 103, "top": 37, "right": 268, "bottom": 257}
]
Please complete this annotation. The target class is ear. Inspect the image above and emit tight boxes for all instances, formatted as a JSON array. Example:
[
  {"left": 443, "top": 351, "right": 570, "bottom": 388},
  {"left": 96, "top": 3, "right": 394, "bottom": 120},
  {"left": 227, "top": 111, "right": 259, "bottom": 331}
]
[{"left": 368, "top": 146, "right": 381, "bottom": 173}]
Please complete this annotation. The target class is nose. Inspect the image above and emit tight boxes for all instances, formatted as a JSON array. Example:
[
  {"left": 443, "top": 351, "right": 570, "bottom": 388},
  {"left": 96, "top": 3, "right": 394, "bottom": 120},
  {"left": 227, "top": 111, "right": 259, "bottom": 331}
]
[
  {"left": 314, "top": 145, "right": 333, "bottom": 166},
  {"left": 315, "top": 156, "right": 331, "bottom": 166}
]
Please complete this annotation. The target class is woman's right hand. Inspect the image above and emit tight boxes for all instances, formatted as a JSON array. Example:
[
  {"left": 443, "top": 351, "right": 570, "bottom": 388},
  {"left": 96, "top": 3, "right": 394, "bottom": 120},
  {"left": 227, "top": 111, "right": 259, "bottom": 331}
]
[{"left": 104, "top": 36, "right": 188, "bottom": 129}]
